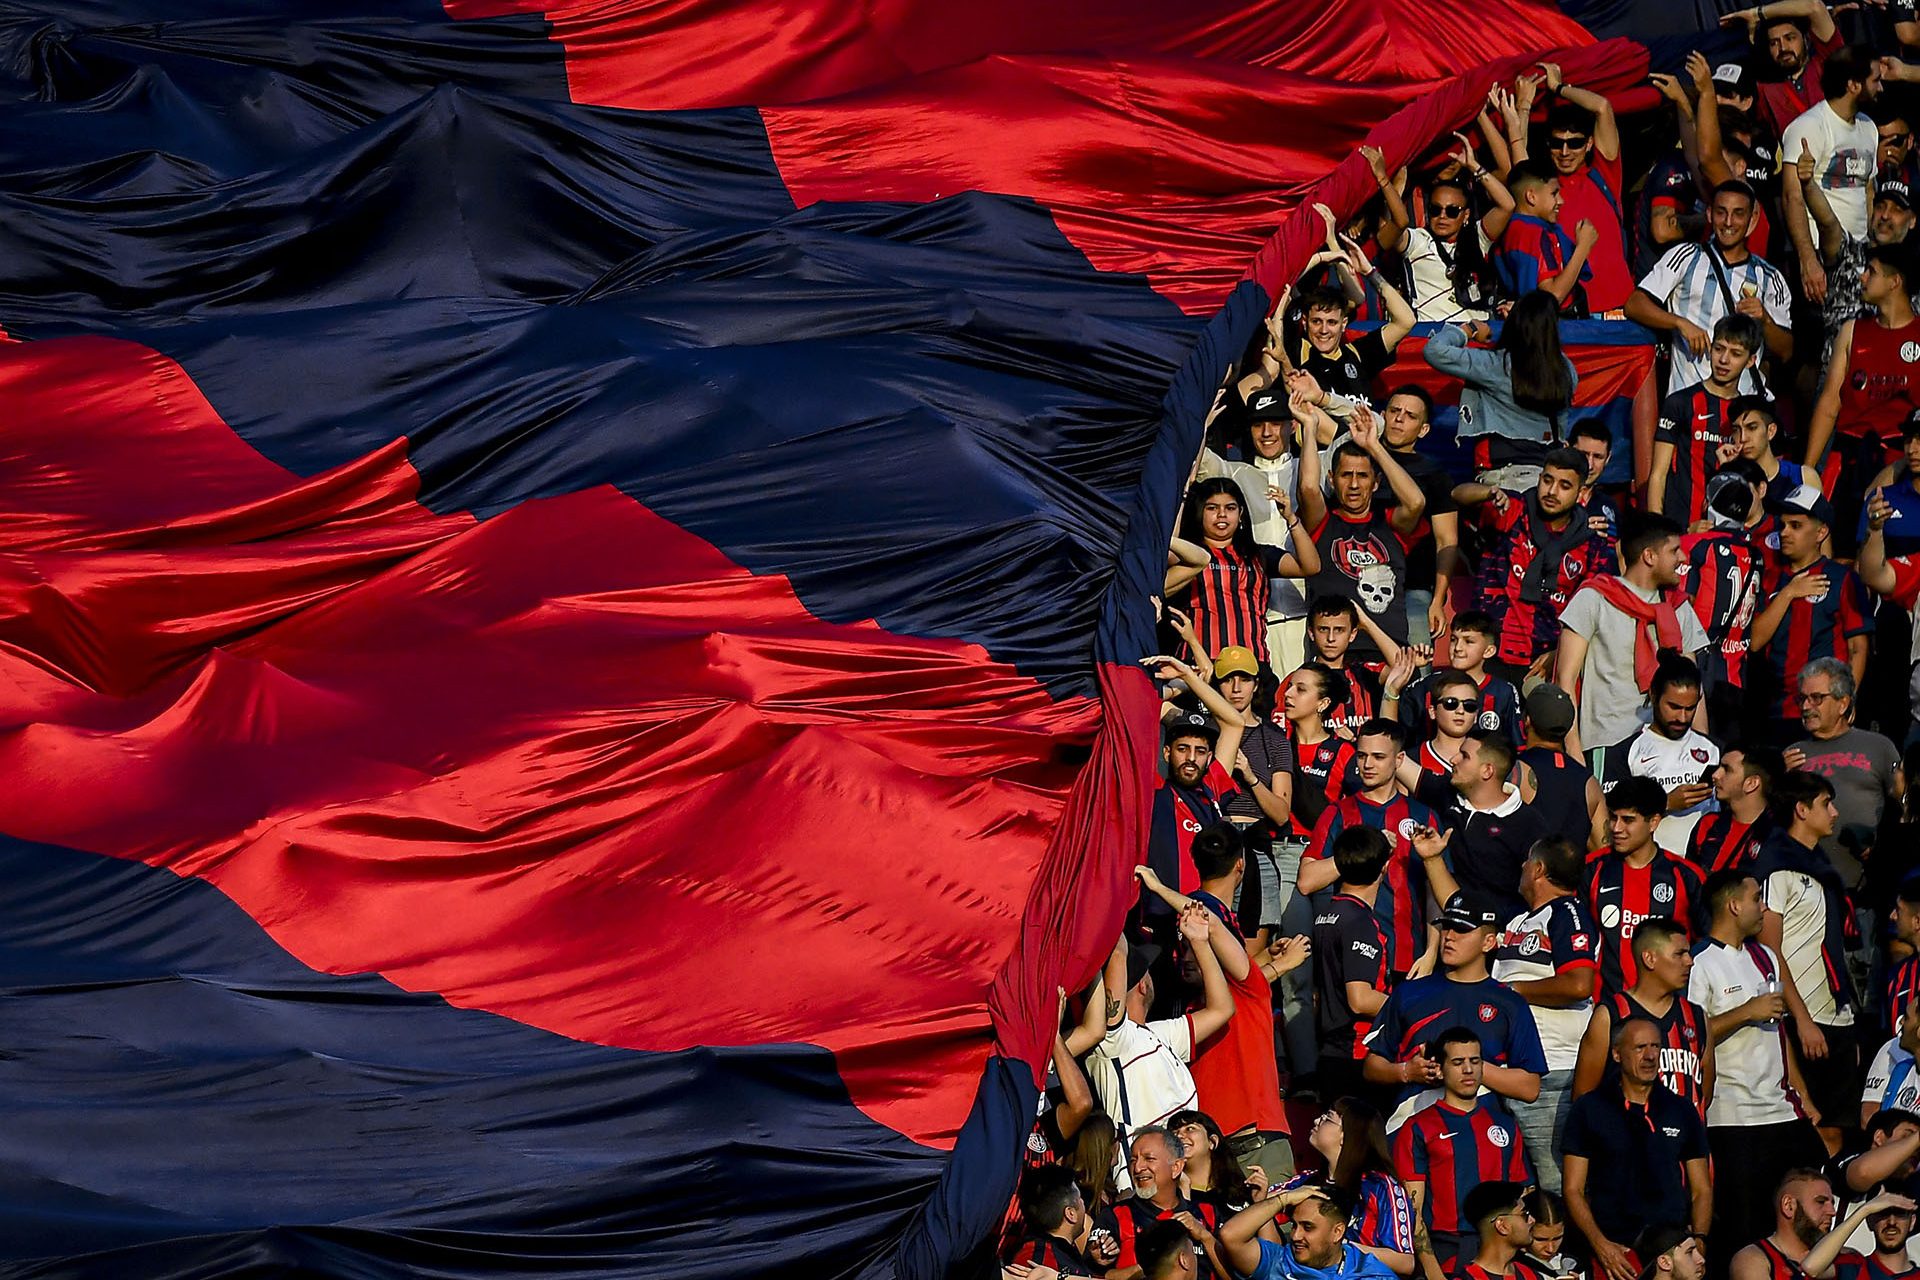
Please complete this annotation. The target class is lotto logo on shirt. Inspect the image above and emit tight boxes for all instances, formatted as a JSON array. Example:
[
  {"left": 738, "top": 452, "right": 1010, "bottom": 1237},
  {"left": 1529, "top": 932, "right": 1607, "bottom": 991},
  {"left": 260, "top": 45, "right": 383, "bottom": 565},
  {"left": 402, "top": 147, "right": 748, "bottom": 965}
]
[{"left": 1571, "top": 933, "right": 1591, "bottom": 950}]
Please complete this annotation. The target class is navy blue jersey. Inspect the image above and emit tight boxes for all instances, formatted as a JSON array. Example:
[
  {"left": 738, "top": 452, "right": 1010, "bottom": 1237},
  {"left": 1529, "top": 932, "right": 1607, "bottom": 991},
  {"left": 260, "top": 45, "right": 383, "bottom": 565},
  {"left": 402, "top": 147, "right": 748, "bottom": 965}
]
[
  {"left": 1364, "top": 975, "right": 1548, "bottom": 1111},
  {"left": 1655, "top": 383, "right": 1739, "bottom": 528}
]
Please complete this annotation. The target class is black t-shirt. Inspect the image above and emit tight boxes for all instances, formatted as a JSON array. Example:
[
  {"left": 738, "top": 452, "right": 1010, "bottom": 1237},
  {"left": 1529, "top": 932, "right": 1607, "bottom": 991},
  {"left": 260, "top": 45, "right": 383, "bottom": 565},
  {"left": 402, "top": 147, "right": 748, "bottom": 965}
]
[
  {"left": 1413, "top": 773, "right": 1547, "bottom": 919},
  {"left": 1296, "top": 331, "right": 1392, "bottom": 402},
  {"left": 1562, "top": 1082, "right": 1708, "bottom": 1244},
  {"left": 1384, "top": 449, "right": 1460, "bottom": 593},
  {"left": 1308, "top": 506, "right": 1413, "bottom": 652},
  {"left": 1312, "top": 891, "right": 1391, "bottom": 1058}
]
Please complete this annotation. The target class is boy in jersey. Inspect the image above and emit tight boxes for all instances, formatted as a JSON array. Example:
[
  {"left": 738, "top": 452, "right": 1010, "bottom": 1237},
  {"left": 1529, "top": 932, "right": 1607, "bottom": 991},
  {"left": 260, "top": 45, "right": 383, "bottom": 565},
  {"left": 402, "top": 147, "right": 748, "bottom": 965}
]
[
  {"left": 1688, "top": 745, "right": 1780, "bottom": 874},
  {"left": 1726, "top": 395, "right": 1810, "bottom": 511},
  {"left": 1571, "top": 918, "right": 1713, "bottom": 1119},
  {"left": 1443, "top": 1181, "right": 1538, "bottom": 1280},
  {"left": 1299, "top": 720, "right": 1456, "bottom": 984},
  {"left": 1308, "top": 595, "right": 1387, "bottom": 737},
  {"left": 1398, "top": 612, "right": 1524, "bottom": 748},
  {"left": 1392, "top": 1028, "right": 1534, "bottom": 1265},
  {"left": 1748, "top": 487, "right": 1875, "bottom": 742},
  {"left": 1691, "top": 871, "right": 1828, "bottom": 1270},
  {"left": 1806, "top": 242, "right": 1920, "bottom": 550},
  {"left": 1492, "top": 161, "right": 1601, "bottom": 309},
  {"left": 1649, "top": 314, "right": 1765, "bottom": 527},
  {"left": 1363, "top": 891, "right": 1547, "bottom": 1130},
  {"left": 1493, "top": 836, "right": 1600, "bottom": 1191},
  {"left": 1583, "top": 778, "right": 1706, "bottom": 995},
  {"left": 1401, "top": 670, "right": 1483, "bottom": 778},
  {"left": 1313, "top": 826, "right": 1397, "bottom": 1104},
  {"left": 1287, "top": 282, "right": 1414, "bottom": 405},
  {"left": 1676, "top": 465, "right": 1765, "bottom": 733}
]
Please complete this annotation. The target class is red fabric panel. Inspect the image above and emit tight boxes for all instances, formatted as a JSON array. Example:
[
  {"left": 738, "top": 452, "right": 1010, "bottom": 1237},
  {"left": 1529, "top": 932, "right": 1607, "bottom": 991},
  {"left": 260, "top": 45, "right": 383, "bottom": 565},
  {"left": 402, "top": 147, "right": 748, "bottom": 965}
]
[
  {"left": 0, "top": 335, "right": 1101, "bottom": 1148},
  {"left": 1385, "top": 332, "right": 1657, "bottom": 408}
]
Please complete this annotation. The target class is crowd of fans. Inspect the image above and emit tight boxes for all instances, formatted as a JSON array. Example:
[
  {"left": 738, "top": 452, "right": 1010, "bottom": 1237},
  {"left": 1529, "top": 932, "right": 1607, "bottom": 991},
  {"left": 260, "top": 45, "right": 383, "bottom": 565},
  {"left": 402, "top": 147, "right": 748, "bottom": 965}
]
[{"left": 1002, "top": 10, "right": 1920, "bottom": 1280}]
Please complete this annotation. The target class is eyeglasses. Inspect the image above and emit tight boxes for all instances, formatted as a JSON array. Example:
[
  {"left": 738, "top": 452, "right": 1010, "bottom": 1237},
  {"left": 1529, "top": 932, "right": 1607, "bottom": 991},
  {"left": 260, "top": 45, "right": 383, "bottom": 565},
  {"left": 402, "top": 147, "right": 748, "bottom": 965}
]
[
  {"left": 1312, "top": 1110, "right": 1339, "bottom": 1128},
  {"left": 1884, "top": 131, "right": 1913, "bottom": 146},
  {"left": 1431, "top": 203, "right": 1468, "bottom": 216},
  {"left": 1801, "top": 692, "right": 1837, "bottom": 704},
  {"left": 1437, "top": 697, "right": 1482, "bottom": 712},
  {"left": 1548, "top": 136, "right": 1590, "bottom": 150}
]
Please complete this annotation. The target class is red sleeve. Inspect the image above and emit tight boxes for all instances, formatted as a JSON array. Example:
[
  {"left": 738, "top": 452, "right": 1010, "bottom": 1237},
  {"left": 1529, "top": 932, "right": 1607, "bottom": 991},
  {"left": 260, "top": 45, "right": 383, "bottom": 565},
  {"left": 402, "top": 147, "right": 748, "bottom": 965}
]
[
  {"left": 1888, "top": 556, "right": 1920, "bottom": 611},
  {"left": 1306, "top": 802, "right": 1342, "bottom": 861},
  {"left": 1009, "top": 1241, "right": 1040, "bottom": 1266},
  {"left": 1329, "top": 744, "right": 1355, "bottom": 801},
  {"left": 1205, "top": 758, "right": 1239, "bottom": 801}
]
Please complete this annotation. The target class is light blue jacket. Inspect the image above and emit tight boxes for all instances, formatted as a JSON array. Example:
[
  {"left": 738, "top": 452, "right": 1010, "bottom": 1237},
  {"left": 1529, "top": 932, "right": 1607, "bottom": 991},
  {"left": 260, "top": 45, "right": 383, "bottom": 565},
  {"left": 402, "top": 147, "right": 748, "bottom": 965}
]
[{"left": 1424, "top": 323, "right": 1578, "bottom": 448}]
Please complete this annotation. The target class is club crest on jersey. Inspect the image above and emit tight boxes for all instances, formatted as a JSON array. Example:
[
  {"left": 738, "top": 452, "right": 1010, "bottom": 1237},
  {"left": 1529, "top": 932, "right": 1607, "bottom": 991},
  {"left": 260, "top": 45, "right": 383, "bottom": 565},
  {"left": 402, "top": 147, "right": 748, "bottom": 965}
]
[
  {"left": 1488, "top": 1125, "right": 1511, "bottom": 1147},
  {"left": 1691, "top": 748, "right": 1710, "bottom": 763},
  {"left": 1653, "top": 882, "right": 1675, "bottom": 904},
  {"left": 1333, "top": 535, "right": 1393, "bottom": 582},
  {"left": 1398, "top": 818, "right": 1420, "bottom": 841},
  {"left": 1478, "top": 1003, "right": 1498, "bottom": 1023},
  {"left": 1478, "top": 710, "right": 1500, "bottom": 730},
  {"left": 1903, "top": 341, "right": 1920, "bottom": 363},
  {"left": 1518, "top": 933, "right": 1545, "bottom": 956}
]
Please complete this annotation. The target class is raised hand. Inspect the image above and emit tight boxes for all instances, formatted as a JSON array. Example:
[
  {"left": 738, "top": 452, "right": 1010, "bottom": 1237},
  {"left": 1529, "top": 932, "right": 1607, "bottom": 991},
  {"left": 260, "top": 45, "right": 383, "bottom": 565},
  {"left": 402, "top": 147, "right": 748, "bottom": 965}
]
[
  {"left": 1650, "top": 73, "right": 1689, "bottom": 107},
  {"left": 1574, "top": 217, "right": 1599, "bottom": 247},
  {"left": 1539, "top": 61, "right": 1564, "bottom": 93},
  {"left": 1360, "top": 144, "right": 1389, "bottom": 181},
  {"left": 1798, "top": 138, "right": 1817, "bottom": 184},
  {"left": 1869, "top": 487, "right": 1896, "bottom": 531},
  {"left": 1687, "top": 49, "right": 1715, "bottom": 96},
  {"left": 1176, "top": 902, "right": 1212, "bottom": 945}
]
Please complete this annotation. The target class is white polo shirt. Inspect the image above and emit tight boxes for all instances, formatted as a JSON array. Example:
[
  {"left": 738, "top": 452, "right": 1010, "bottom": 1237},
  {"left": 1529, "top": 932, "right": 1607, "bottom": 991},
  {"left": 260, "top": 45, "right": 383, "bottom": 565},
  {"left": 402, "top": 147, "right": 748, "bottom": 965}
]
[{"left": 1688, "top": 937, "right": 1802, "bottom": 1127}]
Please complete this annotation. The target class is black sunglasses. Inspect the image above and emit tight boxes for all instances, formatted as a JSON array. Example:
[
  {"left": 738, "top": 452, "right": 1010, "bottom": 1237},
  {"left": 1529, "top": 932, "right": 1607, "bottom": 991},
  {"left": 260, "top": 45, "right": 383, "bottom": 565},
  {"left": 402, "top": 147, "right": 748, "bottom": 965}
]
[
  {"left": 1885, "top": 132, "right": 1913, "bottom": 146},
  {"left": 1437, "top": 696, "right": 1481, "bottom": 712},
  {"left": 1431, "top": 203, "right": 1468, "bottom": 216},
  {"left": 1548, "top": 135, "right": 1590, "bottom": 150}
]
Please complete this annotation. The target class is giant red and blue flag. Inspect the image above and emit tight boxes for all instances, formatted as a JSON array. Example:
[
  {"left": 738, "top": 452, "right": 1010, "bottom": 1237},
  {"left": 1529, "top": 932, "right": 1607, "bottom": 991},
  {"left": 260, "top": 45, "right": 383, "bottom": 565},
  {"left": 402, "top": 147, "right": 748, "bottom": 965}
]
[{"left": 0, "top": 0, "right": 1703, "bottom": 1275}]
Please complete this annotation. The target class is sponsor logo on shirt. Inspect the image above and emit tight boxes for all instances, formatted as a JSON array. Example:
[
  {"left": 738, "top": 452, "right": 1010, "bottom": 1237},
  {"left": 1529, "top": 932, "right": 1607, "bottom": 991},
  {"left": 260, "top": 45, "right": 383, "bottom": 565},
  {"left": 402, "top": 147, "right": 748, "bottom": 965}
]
[{"left": 1571, "top": 933, "right": 1591, "bottom": 950}]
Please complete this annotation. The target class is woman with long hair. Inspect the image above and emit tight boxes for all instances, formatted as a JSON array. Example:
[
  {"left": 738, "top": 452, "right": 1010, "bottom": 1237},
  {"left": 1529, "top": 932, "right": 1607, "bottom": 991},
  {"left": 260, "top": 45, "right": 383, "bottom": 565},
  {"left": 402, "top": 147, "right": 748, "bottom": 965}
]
[
  {"left": 1062, "top": 1114, "right": 1119, "bottom": 1216},
  {"left": 1168, "top": 1109, "right": 1251, "bottom": 1212},
  {"left": 1281, "top": 1098, "right": 1416, "bottom": 1275},
  {"left": 1425, "top": 289, "right": 1578, "bottom": 484},
  {"left": 1174, "top": 477, "right": 1319, "bottom": 670}
]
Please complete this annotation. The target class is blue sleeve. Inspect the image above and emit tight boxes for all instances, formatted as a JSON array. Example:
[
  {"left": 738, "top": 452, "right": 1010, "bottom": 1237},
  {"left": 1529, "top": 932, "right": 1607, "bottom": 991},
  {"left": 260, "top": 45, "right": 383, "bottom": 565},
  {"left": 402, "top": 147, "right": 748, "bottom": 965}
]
[
  {"left": 1493, "top": 245, "right": 1542, "bottom": 297},
  {"left": 1368, "top": 988, "right": 1406, "bottom": 1058},
  {"left": 1253, "top": 1237, "right": 1295, "bottom": 1280},
  {"left": 1559, "top": 1097, "right": 1595, "bottom": 1159},
  {"left": 1546, "top": 900, "right": 1599, "bottom": 970},
  {"left": 1504, "top": 993, "right": 1550, "bottom": 1073},
  {"left": 1423, "top": 323, "right": 1471, "bottom": 375}
]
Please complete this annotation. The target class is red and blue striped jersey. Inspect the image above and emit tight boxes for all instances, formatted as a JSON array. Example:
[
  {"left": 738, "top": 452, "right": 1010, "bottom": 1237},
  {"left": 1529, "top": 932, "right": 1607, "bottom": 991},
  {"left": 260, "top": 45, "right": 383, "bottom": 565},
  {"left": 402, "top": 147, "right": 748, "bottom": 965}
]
[
  {"left": 1447, "top": 1260, "right": 1545, "bottom": 1280},
  {"left": 1685, "top": 810, "right": 1772, "bottom": 874},
  {"left": 1836, "top": 1251, "right": 1920, "bottom": 1280},
  {"left": 1674, "top": 530, "right": 1759, "bottom": 690},
  {"left": 1305, "top": 791, "right": 1440, "bottom": 978},
  {"left": 1583, "top": 850, "right": 1705, "bottom": 995},
  {"left": 1493, "top": 214, "right": 1589, "bottom": 303},
  {"left": 1655, "top": 384, "right": 1740, "bottom": 528},
  {"left": 1365, "top": 975, "right": 1548, "bottom": 1112},
  {"left": 1148, "top": 760, "right": 1236, "bottom": 896},
  {"left": 1888, "top": 956, "right": 1920, "bottom": 1038},
  {"left": 1394, "top": 1097, "right": 1532, "bottom": 1237},
  {"left": 1602, "top": 991, "right": 1709, "bottom": 1117},
  {"left": 1475, "top": 499, "right": 1613, "bottom": 666},
  {"left": 1287, "top": 733, "right": 1356, "bottom": 839},
  {"left": 1753, "top": 557, "right": 1875, "bottom": 719},
  {"left": 1185, "top": 541, "right": 1286, "bottom": 664}
]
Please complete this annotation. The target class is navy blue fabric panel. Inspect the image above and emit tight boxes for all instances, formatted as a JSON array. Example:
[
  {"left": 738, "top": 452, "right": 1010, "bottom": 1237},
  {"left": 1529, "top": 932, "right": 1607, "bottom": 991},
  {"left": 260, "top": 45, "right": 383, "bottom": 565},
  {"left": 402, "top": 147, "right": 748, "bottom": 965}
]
[{"left": 0, "top": 835, "right": 940, "bottom": 1277}]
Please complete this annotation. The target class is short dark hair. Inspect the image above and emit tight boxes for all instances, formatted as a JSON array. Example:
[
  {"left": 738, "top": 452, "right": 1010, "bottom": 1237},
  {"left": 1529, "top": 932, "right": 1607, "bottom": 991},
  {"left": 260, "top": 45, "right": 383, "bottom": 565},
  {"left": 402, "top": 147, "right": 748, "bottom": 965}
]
[
  {"left": 1821, "top": 44, "right": 1873, "bottom": 101},
  {"left": 1506, "top": 159, "right": 1557, "bottom": 203},
  {"left": 1547, "top": 103, "right": 1596, "bottom": 138},
  {"left": 1711, "top": 178, "right": 1759, "bottom": 207},
  {"left": 1705, "top": 867, "right": 1758, "bottom": 916},
  {"left": 1330, "top": 440, "right": 1378, "bottom": 474},
  {"left": 1332, "top": 825, "right": 1394, "bottom": 886},
  {"left": 1450, "top": 609, "right": 1496, "bottom": 640},
  {"left": 1292, "top": 1181, "right": 1355, "bottom": 1227},
  {"left": 1386, "top": 384, "right": 1435, "bottom": 420},
  {"left": 1714, "top": 313, "right": 1765, "bottom": 355},
  {"left": 1356, "top": 718, "right": 1408, "bottom": 752},
  {"left": 1621, "top": 513, "right": 1683, "bottom": 568},
  {"left": 1717, "top": 455, "right": 1769, "bottom": 488},
  {"left": 1190, "top": 821, "right": 1245, "bottom": 882},
  {"left": 1431, "top": 668, "right": 1481, "bottom": 700},
  {"left": 1898, "top": 870, "right": 1920, "bottom": 908},
  {"left": 1541, "top": 445, "right": 1589, "bottom": 480},
  {"left": 1728, "top": 744, "right": 1783, "bottom": 797},
  {"left": 1529, "top": 836, "right": 1584, "bottom": 892},
  {"left": 1651, "top": 655, "right": 1703, "bottom": 700},
  {"left": 1570, "top": 419, "right": 1613, "bottom": 450},
  {"left": 1466, "top": 728, "right": 1515, "bottom": 779},
  {"left": 1432, "top": 1025, "right": 1484, "bottom": 1057},
  {"left": 1607, "top": 776, "right": 1667, "bottom": 820},
  {"left": 1870, "top": 240, "right": 1918, "bottom": 287},
  {"left": 1019, "top": 1165, "right": 1083, "bottom": 1232},
  {"left": 1302, "top": 285, "right": 1354, "bottom": 317},
  {"left": 1729, "top": 393, "right": 1779, "bottom": 433},
  {"left": 1309, "top": 593, "right": 1361, "bottom": 624},
  {"left": 1771, "top": 770, "right": 1836, "bottom": 826},
  {"left": 1633, "top": 917, "right": 1689, "bottom": 964},
  {"left": 1135, "top": 1221, "right": 1196, "bottom": 1280},
  {"left": 1868, "top": 1108, "right": 1920, "bottom": 1141}
]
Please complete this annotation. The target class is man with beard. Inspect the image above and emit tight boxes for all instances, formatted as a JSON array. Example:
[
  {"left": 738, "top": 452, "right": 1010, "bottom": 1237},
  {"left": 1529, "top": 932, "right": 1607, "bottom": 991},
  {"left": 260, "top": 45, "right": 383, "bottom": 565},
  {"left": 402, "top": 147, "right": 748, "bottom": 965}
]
[
  {"left": 1466, "top": 449, "right": 1612, "bottom": 682},
  {"left": 1112, "top": 1124, "right": 1230, "bottom": 1280},
  {"left": 1628, "top": 181, "right": 1793, "bottom": 400},
  {"left": 1729, "top": 1170, "right": 1842, "bottom": 1280},
  {"left": 1804, "top": 1191, "right": 1920, "bottom": 1280},
  {"left": 1782, "top": 46, "right": 1884, "bottom": 307},
  {"left": 1720, "top": 0, "right": 1843, "bottom": 137},
  {"left": 1587, "top": 658, "right": 1721, "bottom": 849},
  {"left": 1557, "top": 515, "right": 1710, "bottom": 760},
  {"left": 1221, "top": 1183, "right": 1397, "bottom": 1280}
]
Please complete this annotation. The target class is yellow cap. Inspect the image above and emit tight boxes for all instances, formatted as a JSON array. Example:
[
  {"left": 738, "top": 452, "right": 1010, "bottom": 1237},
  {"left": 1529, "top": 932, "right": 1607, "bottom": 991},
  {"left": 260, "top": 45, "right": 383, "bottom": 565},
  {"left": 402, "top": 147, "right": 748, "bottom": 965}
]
[{"left": 1212, "top": 646, "right": 1260, "bottom": 679}]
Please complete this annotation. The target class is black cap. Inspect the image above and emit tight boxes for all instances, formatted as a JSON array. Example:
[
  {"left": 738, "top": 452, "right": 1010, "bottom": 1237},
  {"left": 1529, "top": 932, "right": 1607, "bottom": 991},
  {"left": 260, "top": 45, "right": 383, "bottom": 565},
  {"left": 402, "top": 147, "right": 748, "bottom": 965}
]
[
  {"left": 1125, "top": 940, "right": 1163, "bottom": 991},
  {"left": 1634, "top": 1226, "right": 1700, "bottom": 1280},
  {"left": 1462, "top": 1180, "right": 1532, "bottom": 1229},
  {"left": 1246, "top": 387, "right": 1292, "bottom": 421},
  {"left": 1705, "top": 469, "right": 1755, "bottom": 527},
  {"left": 1437, "top": 890, "right": 1501, "bottom": 932},
  {"left": 1164, "top": 711, "right": 1220, "bottom": 745},
  {"left": 1883, "top": 175, "right": 1915, "bottom": 210}
]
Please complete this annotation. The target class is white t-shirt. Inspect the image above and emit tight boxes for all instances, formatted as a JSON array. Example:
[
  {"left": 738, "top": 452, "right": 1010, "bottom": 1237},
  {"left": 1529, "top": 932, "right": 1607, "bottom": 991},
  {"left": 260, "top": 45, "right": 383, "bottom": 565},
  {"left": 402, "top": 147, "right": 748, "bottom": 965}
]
[
  {"left": 1864, "top": 1035, "right": 1920, "bottom": 1114},
  {"left": 1493, "top": 899, "right": 1597, "bottom": 1072},
  {"left": 1782, "top": 100, "right": 1878, "bottom": 242},
  {"left": 1405, "top": 225, "right": 1494, "bottom": 323},
  {"left": 1559, "top": 582, "right": 1710, "bottom": 750},
  {"left": 1688, "top": 937, "right": 1802, "bottom": 1127},
  {"left": 1762, "top": 866, "right": 1855, "bottom": 1028},
  {"left": 1089, "top": 1015, "right": 1197, "bottom": 1188}
]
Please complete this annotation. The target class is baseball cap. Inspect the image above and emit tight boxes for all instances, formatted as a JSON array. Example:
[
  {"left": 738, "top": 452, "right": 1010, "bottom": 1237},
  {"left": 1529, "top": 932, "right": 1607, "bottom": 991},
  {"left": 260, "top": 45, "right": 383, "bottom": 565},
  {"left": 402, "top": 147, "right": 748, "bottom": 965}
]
[
  {"left": 1437, "top": 890, "right": 1501, "bottom": 933},
  {"left": 1125, "top": 939, "right": 1163, "bottom": 991},
  {"left": 1164, "top": 710, "right": 1220, "bottom": 745},
  {"left": 1712, "top": 61, "right": 1755, "bottom": 98},
  {"left": 1461, "top": 1181, "right": 1532, "bottom": 1229},
  {"left": 1213, "top": 646, "right": 1260, "bottom": 680},
  {"left": 1780, "top": 483, "right": 1835, "bottom": 527},
  {"left": 1633, "top": 1226, "right": 1700, "bottom": 1280},
  {"left": 1246, "top": 387, "right": 1292, "bottom": 421},
  {"left": 1524, "top": 683, "right": 1576, "bottom": 737},
  {"left": 1705, "top": 469, "right": 1755, "bottom": 529},
  {"left": 1903, "top": 408, "right": 1920, "bottom": 439},
  {"left": 1884, "top": 176, "right": 1915, "bottom": 210}
]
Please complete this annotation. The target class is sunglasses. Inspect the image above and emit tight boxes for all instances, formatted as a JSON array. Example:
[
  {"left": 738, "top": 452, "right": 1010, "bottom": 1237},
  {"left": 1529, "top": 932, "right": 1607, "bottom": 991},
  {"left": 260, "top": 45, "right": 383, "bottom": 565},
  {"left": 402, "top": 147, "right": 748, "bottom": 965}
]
[
  {"left": 1437, "top": 696, "right": 1481, "bottom": 712},
  {"left": 1431, "top": 203, "right": 1468, "bottom": 216},
  {"left": 1884, "top": 132, "right": 1913, "bottom": 145},
  {"left": 1548, "top": 135, "right": 1589, "bottom": 150}
]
